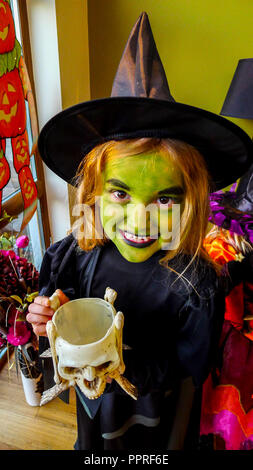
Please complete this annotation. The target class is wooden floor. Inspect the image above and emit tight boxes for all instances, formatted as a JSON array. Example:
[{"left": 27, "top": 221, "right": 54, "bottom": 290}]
[{"left": 0, "top": 356, "right": 77, "bottom": 450}]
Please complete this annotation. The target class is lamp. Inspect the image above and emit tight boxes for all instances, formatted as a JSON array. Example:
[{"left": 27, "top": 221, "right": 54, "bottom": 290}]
[{"left": 220, "top": 58, "right": 253, "bottom": 119}]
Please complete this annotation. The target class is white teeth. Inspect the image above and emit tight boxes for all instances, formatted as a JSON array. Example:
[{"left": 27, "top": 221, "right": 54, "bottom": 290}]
[{"left": 123, "top": 231, "right": 150, "bottom": 243}]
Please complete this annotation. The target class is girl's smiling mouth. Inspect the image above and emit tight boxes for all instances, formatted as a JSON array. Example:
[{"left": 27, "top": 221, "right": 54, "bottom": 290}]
[{"left": 119, "top": 229, "right": 158, "bottom": 248}]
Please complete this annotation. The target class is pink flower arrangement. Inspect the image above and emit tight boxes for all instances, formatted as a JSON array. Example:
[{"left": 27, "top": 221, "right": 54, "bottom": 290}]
[
  {"left": 0, "top": 231, "right": 42, "bottom": 385},
  {"left": 0, "top": 247, "right": 39, "bottom": 352},
  {"left": 1, "top": 249, "right": 19, "bottom": 259},
  {"left": 0, "top": 249, "right": 38, "bottom": 297},
  {"left": 7, "top": 322, "right": 31, "bottom": 346}
]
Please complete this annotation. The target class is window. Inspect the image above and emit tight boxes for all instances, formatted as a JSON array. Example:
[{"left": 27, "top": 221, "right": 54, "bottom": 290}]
[{"left": 0, "top": 0, "right": 50, "bottom": 270}]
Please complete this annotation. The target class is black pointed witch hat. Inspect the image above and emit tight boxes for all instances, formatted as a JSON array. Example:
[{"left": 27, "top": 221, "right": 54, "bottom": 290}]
[
  {"left": 111, "top": 12, "right": 175, "bottom": 101},
  {"left": 38, "top": 12, "right": 253, "bottom": 189}
]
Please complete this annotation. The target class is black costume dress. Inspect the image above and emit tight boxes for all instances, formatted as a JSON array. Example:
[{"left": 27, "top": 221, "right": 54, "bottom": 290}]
[{"left": 38, "top": 234, "right": 225, "bottom": 450}]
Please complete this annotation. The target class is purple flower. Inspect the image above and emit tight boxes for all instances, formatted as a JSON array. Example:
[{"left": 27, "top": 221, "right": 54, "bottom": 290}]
[
  {"left": 213, "top": 212, "right": 227, "bottom": 226},
  {"left": 244, "top": 222, "right": 253, "bottom": 243},
  {"left": 210, "top": 201, "right": 226, "bottom": 211},
  {"left": 229, "top": 219, "right": 245, "bottom": 236}
]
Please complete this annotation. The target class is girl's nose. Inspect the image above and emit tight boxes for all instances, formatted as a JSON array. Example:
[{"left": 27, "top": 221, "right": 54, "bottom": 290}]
[{"left": 127, "top": 203, "right": 151, "bottom": 234}]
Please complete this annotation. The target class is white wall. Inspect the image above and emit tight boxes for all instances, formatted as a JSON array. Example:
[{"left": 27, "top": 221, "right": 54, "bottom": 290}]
[{"left": 26, "top": 0, "right": 71, "bottom": 243}]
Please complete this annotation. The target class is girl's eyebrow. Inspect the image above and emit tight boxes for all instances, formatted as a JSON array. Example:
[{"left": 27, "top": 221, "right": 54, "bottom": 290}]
[
  {"left": 106, "top": 179, "right": 130, "bottom": 190},
  {"left": 106, "top": 179, "right": 184, "bottom": 195},
  {"left": 158, "top": 186, "right": 184, "bottom": 195}
]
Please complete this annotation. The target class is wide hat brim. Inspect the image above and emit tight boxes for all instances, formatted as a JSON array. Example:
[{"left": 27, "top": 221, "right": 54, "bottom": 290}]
[{"left": 38, "top": 96, "right": 253, "bottom": 189}]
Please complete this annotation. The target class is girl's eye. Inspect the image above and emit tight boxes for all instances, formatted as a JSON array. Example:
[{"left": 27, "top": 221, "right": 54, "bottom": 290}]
[
  {"left": 111, "top": 190, "right": 130, "bottom": 201},
  {"left": 156, "top": 196, "right": 173, "bottom": 206}
]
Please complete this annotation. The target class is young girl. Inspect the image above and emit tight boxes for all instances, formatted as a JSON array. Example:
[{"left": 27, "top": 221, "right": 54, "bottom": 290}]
[{"left": 26, "top": 12, "right": 253, "bottom": 450}]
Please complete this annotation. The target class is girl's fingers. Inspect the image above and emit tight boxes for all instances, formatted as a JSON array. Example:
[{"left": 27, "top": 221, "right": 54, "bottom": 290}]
[
  {"left": 33, "top": 296, "right": 51, "bottom": 307},
  {"left": 26, "top": 313, "right": 52, "bottom": 325},
  {"left": 28, "top": 302, "right": 54, "bottom": 316},
  {"left": 28, "top": 291, "right": 69, "bottom": 337},
  {"left": 27, "top": 296, "right": 56, "bottom": 338},
  {"left": 32, "top": 323, "right": 48, "bottom": 336}
]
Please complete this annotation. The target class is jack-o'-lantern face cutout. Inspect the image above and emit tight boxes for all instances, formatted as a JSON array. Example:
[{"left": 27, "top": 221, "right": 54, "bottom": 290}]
[
  {"left": 12, "top": 130, "right": 30, "bottom": 173},
  {"left": 0, "top": 68, "right": 26, "bottom": 138},
  {"left": 0, "top": 0, "right": 15, "bottom": 54},
  {"left": 18, "top": 165, "right": 37, "bottom": 209},
  {"left": 0, "top": 147, "right": 10, "bottom": 189}
]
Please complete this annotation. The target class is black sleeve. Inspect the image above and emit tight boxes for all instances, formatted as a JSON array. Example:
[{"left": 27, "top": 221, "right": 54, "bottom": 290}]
[
  {"left": 38, "top": 234, "right": 77, "bottom": 300},
  {"left": 38, "top": 240, "right": 62, "bottom": 296}
]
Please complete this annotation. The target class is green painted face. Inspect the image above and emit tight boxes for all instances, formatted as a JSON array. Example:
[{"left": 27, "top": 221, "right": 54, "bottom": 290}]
[{"left": 100, "top": 152, "right": 184, "bottom": 262}]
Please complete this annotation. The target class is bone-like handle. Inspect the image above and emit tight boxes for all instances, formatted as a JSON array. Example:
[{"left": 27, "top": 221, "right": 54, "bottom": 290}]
[
  {"left": 40, "top": 381, "right": 70, "bottom": 406},
  {"left": 104, "top": 287, "right": 117, "bottom": 306},
  {"left": 49, "top": 292, "right": 60, "bottom": 311},
  {"left": 114, "top": 311, "right": 125, "bottom": 375},
  {"left": 46, "top": 320, "right": 60, "bottom": 385},
  {"left": 112, "top": 373, "right": 138, "bottom": 401},
  {"left": 49, "top": 289, "right": 70, "bottom": 311}
]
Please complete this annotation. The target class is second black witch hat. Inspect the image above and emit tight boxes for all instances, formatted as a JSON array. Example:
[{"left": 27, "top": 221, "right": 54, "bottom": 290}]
[
  {"left": 209, "top": 166, "right": 253, "bottom": 243},
  {"left": 38, "top": 12, "right": 253, "bottom": 189}
]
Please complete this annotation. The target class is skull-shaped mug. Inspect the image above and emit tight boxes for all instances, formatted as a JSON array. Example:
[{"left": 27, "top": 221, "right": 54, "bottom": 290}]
[{"left": 40, "top": 287, "right": 138, "bottom": 405}]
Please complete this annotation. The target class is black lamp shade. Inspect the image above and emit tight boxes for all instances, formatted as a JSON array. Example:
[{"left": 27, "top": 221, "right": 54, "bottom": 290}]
[{"left": 220, "top": 59, "right": 253, "bottom": 119}]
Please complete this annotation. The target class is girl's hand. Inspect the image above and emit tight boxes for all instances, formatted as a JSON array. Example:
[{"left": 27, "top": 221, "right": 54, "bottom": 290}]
[
  {"left": 27, "top": 290, "right": 70, "bottom": 337},
  {"left": 27, "top": 296, "right": 55, "bottom": 337}
]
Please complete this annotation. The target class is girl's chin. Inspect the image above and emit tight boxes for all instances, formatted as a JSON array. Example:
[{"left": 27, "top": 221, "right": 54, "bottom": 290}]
[{"left": 112, "top": 237, "right": 161, "bottom": 262}]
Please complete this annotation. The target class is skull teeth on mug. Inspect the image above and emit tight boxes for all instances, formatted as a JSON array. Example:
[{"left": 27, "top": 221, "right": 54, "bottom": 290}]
[
  {"left": 57, "top": 355, "right": 122, "bottom": 400},
  {"left": 40, "top": 288, "right": 138, "bottom": 405}
]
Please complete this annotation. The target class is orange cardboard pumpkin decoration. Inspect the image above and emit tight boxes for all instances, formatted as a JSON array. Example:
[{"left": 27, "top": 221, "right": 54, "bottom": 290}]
[
  {"left": 12, "top": 130, "right": 30, "bottom": 173},
  {"left": 0, "top": 142, "right": 10, "bottom": 213},
  {"left": 0, "top": 68, "right": 26, "bottom": 138},
  {"left": 0, "top": 1, "right": 38, "bottom": 228},
  {"left": 0, "top": 145, "right": 10, "bottom": 188},
  {"left": 0, "top": 0, "right": 15, "bottom": 54},
  {"left": 18, "top": 57, "right": 38, "bottom": 141},
  {"left": 18, "top": 165, "right": 37, "bottom": 209}
]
